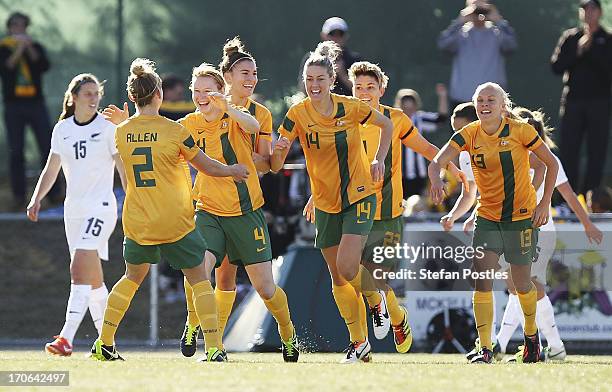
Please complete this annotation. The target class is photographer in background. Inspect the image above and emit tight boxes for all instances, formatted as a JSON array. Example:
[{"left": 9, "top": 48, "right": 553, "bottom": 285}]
[
  {"left": 438, "top": 0, "right": 518, "bottom": 110},
  {"left": 0, "top": 12, "right": 59, "bottom": 210}
]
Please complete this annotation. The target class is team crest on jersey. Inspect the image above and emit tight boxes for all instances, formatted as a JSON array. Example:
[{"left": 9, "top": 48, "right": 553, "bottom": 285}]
[
  {"left": 500, "top": 138, "right": 509, "bottom": 147},
  {"left": 221, "top": 121, "right": 228, "bottom": 129},
  {"left": 335, "top": 119, "right": 345, "bottom": 127}
]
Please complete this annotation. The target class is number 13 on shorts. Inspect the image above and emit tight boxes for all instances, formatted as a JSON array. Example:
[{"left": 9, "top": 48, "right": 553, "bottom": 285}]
[{"left": 520, "top": 228, "right": 533, "bottom": 248}]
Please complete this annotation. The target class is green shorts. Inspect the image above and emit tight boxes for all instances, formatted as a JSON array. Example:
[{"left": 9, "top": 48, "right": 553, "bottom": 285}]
[
  {"left": 123, "top": 229, "right": 207, "bottom": 270},
  {"left": 195, "top": 208, "right": 272, "bottom": 267},
  {"left": 472, "top": 216, "right": 539, "bottom": 265},
  {"left": 314, "top": 194, "right": 377, "bottom": 249},
  {"left": 362, "top": 216, "right": 404, "bottom": 267}
]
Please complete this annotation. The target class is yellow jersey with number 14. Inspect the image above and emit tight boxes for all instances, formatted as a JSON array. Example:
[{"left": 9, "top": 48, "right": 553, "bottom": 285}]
[
  {"left": 278, "top": 94, "right": 375, "bottom": 214},
  {"left": 115, "top": 114, "right": 200, "bottom": 245}
]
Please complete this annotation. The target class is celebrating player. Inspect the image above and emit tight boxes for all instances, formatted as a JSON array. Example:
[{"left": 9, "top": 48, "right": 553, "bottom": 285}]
[
  {"left": 428, "top": 82, "right": 559, "bottom": 364},
  {"left": 27, "top": 73, "right": 126, "bottom": 356},
  {"left": 195, "top": 37, "right": 275, "bottom": 355},
  {"left": 179, "top": 63, "right": 299, "bottom": 362},
  {"left": 449, "top": 105, "right": 603, "bottom": 362},
  {"left": 90, "top": 58, "right": 248, "bottom": 362},
  {"left": 272, "top": 42, "right": 394, "bottom": 363}
]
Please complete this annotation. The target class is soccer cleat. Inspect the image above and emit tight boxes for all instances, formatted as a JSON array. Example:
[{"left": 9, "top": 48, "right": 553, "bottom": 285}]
[
  {"left": 340, "top": 339, "right": 372, "bottom": 364},
  {"left": 541, "top": 344, "right": 566, "bottom": 362},
  {"left": 45, "top": 336, "right": 72, "bottom": 357},
  {"left": 370, "top": 289, "right": 391, "bottom": 340},
  {"left": 203, "top": 347, "right": 227, "bottom": 362},
  {"left": 470, "top": 347, "right": 494, "bottom": 364},
  {"left": 90, "top": 339, "right": 124, "bottom": 361},
  {"left": 392, "top": 306, "right": 413, "bottom": 353},
  {"left": 282, "top": 332, "right": 300, "bottom": 362},
  {"left": 180, "top": 323, "right": 200, "bottom": 357},
  {"left": 465, "top": 338, "right": 481, "bottom": 361},
  {"left": 521, "top": 331, "right": 540, "bottom": 363}
]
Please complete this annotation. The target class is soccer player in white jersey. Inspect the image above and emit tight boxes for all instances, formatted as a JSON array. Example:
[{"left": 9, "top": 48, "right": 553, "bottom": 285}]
[
  {"left": 442, "top": 104, "right": 603, "bottom": 362},
  {"left": 27, "top": 74, "right": 126, "bottom": 356}
]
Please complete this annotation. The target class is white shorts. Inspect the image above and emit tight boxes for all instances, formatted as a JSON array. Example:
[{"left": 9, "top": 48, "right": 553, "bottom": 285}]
[
  {"left": 498, "top": 228, "right": 557, "bottom": 285},
  {"left": 64, "top": 212, "right": 117, "bottom": 261}
]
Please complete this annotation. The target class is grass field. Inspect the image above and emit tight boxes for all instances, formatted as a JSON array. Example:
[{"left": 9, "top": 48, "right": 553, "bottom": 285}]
[{"left": 1, "top": 350, "right": 612, "bottom": 392}]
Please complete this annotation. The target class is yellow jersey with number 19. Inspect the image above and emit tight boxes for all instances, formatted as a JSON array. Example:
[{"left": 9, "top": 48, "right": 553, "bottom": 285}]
[
  {"left": 448, "top": 117, "right": 543, "bottom": 222},
  {"left": 115, "top": 114, "right": 200, "bottom": 245},
  {"left": 278, "top": 94, "right": 375, "bottom": 214}
]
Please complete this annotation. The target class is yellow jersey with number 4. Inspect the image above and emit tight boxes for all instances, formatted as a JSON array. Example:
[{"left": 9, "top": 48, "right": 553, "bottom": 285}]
[
  {"left": 115, "top": 114, "right": 200, "bottom": 245},
  {"left": 360, "top": 104, "right": 418, "bottom": 220},
  {"left": 449, "top": 117, "right": 543, "bottom": 222},
  {"left": 179, "top": 111, "right": 264, "bottom": 216},
  {"left": 278, "top": 94, "right": 375, "bottom": 214}
]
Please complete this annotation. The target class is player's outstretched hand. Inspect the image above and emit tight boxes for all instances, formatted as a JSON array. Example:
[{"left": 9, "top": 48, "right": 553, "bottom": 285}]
[
  {"left": 103, "top": 102, "right": 130, "bottom": 125},
  {"left": 230, "top": 164, "right": 250, "bottom": 182},
  {"left": 303, "top": 195, "right": 315, "bottom": 223},
  {"left": 26, "top": 199, "right": 41, "bottom": 222},
  {"left": 274, "top": 137, "right": 291, "bottom": 152}
]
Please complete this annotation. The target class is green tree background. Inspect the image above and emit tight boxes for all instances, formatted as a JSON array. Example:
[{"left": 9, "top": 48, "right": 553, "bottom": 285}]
[{"left": 0, "top": 0, "right": 610, "bottom": 183}]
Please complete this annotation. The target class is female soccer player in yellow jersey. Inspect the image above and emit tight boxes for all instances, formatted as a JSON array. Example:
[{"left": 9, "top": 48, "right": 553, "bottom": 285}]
[
  {"left": 347, "top": 61, "right": 467, "bottom": 353},
  {"left": 199, "top": 37, "right": 275, "bottom": 349},
  {"left": 27, "top": 73, "right": 126, "bottom": 357},
  {"left": 272, "top": 41, "right": 394, "bottom": 364},
  {"left": 428, "top": 82, "right": 559, "bottom": 364},
  {"left": 179, "top": 63, "right": 299, "bottom": 362},
  {"left": 90, "top": 58, "right": 249, "bottom": 362}
]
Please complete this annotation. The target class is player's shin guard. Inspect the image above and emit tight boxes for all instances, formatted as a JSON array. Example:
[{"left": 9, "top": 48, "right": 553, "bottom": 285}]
[
  {"left": 215, "top": 288, "right": 237, "bottom": 344},
  {"left": 332, "top": 283, "right": 365, "bottom": 343},
  {"left": 357, "top": 292, "right": 368, "bottom": 339},
  {"left": 496, "top": 294, "right": 521, "bottom": 353},
  {"left": 473, "top": 290, "right": 494, "bottom": 350},
  {"left": 536, "top": 295, "right": 563, "bottom": 349},
  {"left": 386, "top": 288, "right": 405, "bottom": 326},
  {"left": 348, "top": 265, "right": 382, "bottom": 307},
  {"left": 100, "top": 277, "right": 139, "bottom": 346},
  {"left": 184, "top": 277, "right": 199, "bottom": 327},
  {"left": 88, "top": 284, "right": 109, "bottom": 335},
  {"left": 518, "top": 283, "right": 538, "bottom": 336},
  {"left": 263, "top": 286, "right": 294, "bottom": 342},
  {"left": 192, "top": 280, "right": 221, "bottom": 349}
]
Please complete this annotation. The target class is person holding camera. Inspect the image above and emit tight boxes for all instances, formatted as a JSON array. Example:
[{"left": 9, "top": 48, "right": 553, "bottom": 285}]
[{"left": 438, "top": 0, "right": 517, "bottom": 111}]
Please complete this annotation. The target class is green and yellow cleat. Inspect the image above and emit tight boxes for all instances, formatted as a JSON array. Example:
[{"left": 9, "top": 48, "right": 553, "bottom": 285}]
[
  {"left": 180, "top": 323, "right": 200, "bottom": 357},
  {"left": 282, "top": 332, "right": 300, "bottom": 362},
  {"left": 90, "top": 339, "right": 124, "bottom": 361},
  {"left": 197, "top": 347, "right": 228, "bottom": 362},
  {"left": 392, "top": 306, "right": 413, "bottom": 353}
]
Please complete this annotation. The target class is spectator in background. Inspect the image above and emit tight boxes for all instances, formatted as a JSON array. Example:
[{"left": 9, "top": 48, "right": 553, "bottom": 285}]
[
  {"left": 159, "top": 73, "right": 194, "bottom": 121},
  {"left": 298, "top": 17, "right": 361, "bottom": 96},
  {"left": 394, "top": 84, "right": 448, "bottom": 198},
  {"left": 587, "top": 186, "right": 612, "bottom": 213},
  {"left": 551, "top": 0, "right": 612, "bottom": 195},
  {"left": 0, "top": 12, "right": 58, "bottom": 209},
  {"left": 438, "top": 0, "right": 517, "bottom": 110}
]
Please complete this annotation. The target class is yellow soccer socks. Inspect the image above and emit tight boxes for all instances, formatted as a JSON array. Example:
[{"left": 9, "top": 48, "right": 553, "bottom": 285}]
[
  {"left": 518, "top": 283, "right": 538, "bottom": 336},
  {"left": 191, "top": 280, "right": 221, "bottom": 349},
  {"left": 263, "top": 286, "right": 295, "bottom": 342},
  {"left": 473, "top": 290, "right": 494, "bottom": 350},
  {"left": 386, "top": 288, "right": 405, "bottom": 326},
  {"left": 100, "top": 277, "right": 139, "bottom": 346},
  {"left": 332, "top": 283, "right": 365, "bottom": 343},
  {"left": 184, "top": 277, "right": 200, "bottom": 327},
  {"left": 215, "top": 288, "right": 237, "bottom": 343}
]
